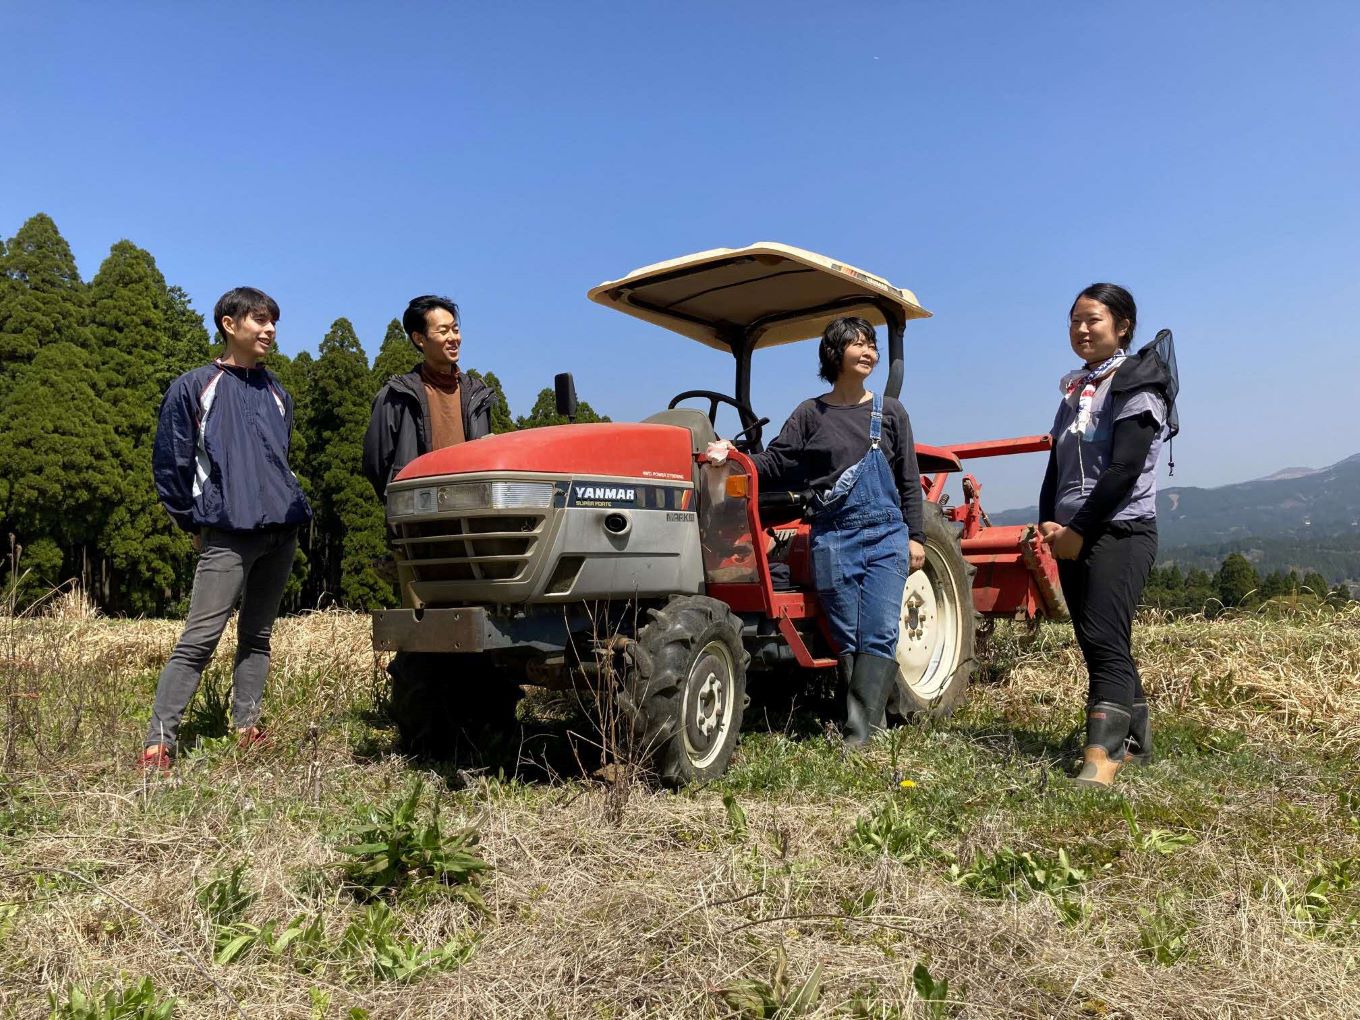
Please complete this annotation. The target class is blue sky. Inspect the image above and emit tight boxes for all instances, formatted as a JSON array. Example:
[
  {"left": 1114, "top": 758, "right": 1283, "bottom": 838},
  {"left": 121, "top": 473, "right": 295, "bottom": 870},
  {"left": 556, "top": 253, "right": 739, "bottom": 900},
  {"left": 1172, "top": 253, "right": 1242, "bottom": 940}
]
[{"left": 4, "top": 1, "right": 1357, "bottom": 510}]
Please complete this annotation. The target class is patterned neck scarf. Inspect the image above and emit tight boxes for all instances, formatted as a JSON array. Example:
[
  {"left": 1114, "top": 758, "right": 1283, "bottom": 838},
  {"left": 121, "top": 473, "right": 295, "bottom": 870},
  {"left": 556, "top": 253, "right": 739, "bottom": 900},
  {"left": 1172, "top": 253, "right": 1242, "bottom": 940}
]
[{"left": 1060, "top": 351, "right": 1126, "bottom": 440}]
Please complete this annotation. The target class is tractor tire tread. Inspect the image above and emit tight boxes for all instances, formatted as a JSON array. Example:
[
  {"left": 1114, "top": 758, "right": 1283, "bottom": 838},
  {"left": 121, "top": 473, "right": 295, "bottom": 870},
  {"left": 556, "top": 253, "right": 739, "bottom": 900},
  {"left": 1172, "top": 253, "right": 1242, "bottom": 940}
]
[{"left": 621, "top": 594, "right": 749, "bottom": 786}]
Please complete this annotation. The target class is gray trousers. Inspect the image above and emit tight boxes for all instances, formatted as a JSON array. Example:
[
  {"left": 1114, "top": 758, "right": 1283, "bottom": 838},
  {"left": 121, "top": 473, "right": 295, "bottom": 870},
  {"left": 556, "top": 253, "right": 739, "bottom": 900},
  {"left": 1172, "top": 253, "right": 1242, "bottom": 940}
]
[{"left": 145, "top": 526, "right": 297, "bottom": 749}]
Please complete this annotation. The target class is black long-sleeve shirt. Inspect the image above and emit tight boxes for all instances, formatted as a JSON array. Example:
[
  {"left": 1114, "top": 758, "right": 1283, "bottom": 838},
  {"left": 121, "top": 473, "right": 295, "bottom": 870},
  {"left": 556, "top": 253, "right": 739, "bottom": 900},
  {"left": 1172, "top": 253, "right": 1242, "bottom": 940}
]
[{"left": 751, "top": 395, "right": 925, "bottom": 544}]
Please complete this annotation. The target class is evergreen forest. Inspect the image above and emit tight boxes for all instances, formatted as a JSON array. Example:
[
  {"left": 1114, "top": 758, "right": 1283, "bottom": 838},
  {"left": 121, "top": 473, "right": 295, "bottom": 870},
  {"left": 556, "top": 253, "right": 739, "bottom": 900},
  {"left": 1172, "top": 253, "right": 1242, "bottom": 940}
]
[
  {"left": 0, "top": 213, "right": 605, "bottom": 615},
  {"left": 1, "top": 213, "right": 1352, "bottom": 619}
]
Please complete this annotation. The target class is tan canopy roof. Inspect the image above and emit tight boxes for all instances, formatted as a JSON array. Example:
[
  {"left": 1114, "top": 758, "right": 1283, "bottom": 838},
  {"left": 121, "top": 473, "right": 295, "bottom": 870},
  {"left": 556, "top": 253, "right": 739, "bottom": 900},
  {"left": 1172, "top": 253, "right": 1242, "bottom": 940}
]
[{"left": 587, "top": 242, "right": 931, "bottom": 353}]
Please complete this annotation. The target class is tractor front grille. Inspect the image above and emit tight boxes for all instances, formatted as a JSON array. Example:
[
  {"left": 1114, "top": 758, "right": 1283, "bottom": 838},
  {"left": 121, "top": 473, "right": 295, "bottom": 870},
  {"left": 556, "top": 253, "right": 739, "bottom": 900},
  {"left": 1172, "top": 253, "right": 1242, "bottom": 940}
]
[{"left": 393, "top": 513, "right": 548, "bottom": 583}]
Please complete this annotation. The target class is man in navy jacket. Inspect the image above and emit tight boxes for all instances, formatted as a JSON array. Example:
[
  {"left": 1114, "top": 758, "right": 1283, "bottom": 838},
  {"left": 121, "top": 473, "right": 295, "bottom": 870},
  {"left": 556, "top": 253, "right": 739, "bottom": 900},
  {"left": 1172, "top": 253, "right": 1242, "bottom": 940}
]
[{"left": 140, "top": 287, "right": 312, "bottom": 768}]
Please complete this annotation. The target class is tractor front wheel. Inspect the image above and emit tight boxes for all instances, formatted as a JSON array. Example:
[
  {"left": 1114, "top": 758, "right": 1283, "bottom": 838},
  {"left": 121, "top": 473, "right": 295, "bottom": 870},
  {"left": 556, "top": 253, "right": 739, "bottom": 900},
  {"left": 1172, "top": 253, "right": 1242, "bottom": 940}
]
[
  {"left": 621, "top": 595, "right": 749, "bottom": 786},
  {"left": 891, "top": 501, "right": 978, "bottom": 717}
]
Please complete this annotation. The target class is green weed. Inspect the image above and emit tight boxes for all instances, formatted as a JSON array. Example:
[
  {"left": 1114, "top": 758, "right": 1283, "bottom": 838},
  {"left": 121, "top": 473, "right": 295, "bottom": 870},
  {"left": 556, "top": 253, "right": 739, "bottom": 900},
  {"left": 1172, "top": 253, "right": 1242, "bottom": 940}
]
[
  {"left": 722, "top": 791, "right": 749, "bottom": 841},
  {"left": 337, "top": 902, "right": 477, "bottom": 983},
  {"left": 714, "top": 946, "right": 822, "bottom": 1018},
  {"left": 837, "top": 888, "right": 879, "bottom": 918},
  {"left": 1, "top": 779, "right": 57, "bottom": 836},
  {"left": 1268, "top": 857, "right": 1360, "bottom": 940},
  {"left": 950, "top": 846, "right": 1090, "bottom": 923},
  {"left": 1342, "top": 787, "right": 1360, "bottom": 833},
  {"left": 845, "top": 798, "right": 948, "bottom": 864},
  {"left": 48, "top": 978, "right": 175, "bottom": 1020},
  {"left": 719, "top": 733, "right": 880, "bottom": 796},
  {"left": 1122, "top": 803, "right": 1197, "bottom": 854},
  {"left": 841, "top": 992, "right": 904, "bottom": 1019},
  {"left": 180, "top": 672, "right": 231, "bottom": 744},
  {"left": 195, "top": 863, "right": 255, "bottom": 927},
  {"left": 950, "top": 846, "right": 1087, "bottom": 898},
  {"left": 337, "top": 780, "right": 490, "bottom": 907},
  {"left": 912, "top": 960, "right": 960, "bottom": 1018},
  {"left": 1135, "top": 893, "right": 1192, "bottom": 965},
  {"left": 213, "top": 912, "right": 326, "bottom": 968}
]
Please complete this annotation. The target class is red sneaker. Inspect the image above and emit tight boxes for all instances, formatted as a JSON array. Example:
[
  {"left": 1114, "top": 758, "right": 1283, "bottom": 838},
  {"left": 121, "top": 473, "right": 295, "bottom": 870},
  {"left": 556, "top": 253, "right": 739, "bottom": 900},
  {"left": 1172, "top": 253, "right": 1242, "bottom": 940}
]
[
  {"left": 138, "top": 745, "right": 172, "bottom": 772},
  {"left": 236, "top": 726, "right": 269, "bottom": 751}
]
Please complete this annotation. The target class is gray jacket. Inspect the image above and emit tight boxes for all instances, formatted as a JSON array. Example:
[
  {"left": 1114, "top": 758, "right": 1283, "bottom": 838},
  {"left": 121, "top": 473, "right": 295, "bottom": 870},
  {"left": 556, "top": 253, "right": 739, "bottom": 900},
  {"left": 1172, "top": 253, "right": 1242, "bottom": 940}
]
[{"left": 362, "top": 365, "right": 493, "bottom": 499}]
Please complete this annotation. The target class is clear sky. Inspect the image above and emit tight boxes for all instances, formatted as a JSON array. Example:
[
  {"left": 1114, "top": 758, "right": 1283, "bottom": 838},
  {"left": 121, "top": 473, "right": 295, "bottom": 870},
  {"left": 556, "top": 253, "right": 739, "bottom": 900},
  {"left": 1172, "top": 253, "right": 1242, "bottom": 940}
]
[{"left": 4, "top": 1, "right": 1357, "bottom": 510}]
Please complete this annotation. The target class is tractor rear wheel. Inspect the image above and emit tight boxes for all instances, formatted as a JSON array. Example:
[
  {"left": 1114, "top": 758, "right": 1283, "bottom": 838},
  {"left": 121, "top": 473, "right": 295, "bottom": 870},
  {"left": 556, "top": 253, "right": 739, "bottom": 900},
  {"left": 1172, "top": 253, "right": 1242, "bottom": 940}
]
[
  {"left": 620, "top": 595, "right": 748, "bottom": 786},
  {"left": 891, "top": 501, "right": 977, "bottom": 716},
  {"left": 387, "top": 651, "right": 524, "bottom": 762}
]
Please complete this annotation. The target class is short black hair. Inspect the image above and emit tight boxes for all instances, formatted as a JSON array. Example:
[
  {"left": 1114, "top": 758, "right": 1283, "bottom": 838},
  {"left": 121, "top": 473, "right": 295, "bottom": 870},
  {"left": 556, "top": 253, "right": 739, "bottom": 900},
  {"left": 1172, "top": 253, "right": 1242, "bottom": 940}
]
[
  {"left": 1070, "top": 283, "right": 1136, "bottom": 347},
  {"left": 403, "top": 295, "right": 460, "bottom": 348},
  {"left": 817, "top": 316, "right": 877, "bottom": 384},
  {"left": 213, "top": 287, "right": 279, "bottom": 341}
]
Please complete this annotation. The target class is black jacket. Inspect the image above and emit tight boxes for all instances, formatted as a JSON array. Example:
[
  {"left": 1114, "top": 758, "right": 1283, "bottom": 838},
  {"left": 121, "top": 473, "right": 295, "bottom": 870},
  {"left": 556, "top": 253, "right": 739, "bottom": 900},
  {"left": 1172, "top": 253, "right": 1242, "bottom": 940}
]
[{"left": 362, "top": 365, "right": 493, "bottom": 499}]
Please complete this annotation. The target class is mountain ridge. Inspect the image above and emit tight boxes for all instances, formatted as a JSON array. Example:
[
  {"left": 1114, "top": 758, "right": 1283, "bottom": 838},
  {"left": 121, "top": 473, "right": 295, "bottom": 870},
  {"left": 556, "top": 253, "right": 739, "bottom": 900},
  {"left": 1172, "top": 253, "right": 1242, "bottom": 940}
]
[{"left": 988, "top": 452, "right": 1360, "bottom": 548}]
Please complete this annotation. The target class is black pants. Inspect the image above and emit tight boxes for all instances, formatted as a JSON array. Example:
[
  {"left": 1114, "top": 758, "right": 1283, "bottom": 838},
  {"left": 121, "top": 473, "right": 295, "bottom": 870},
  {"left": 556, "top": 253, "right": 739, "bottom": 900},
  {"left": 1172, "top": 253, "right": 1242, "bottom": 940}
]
[{"left": 1057, "top": 518, "right": 1157, "bottom": 708}]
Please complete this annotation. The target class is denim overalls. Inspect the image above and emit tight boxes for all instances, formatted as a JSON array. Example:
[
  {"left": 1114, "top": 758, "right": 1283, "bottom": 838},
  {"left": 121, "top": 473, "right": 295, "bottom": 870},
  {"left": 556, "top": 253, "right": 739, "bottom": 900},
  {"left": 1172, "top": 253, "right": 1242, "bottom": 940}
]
[{"left": 808, "top": 393, "right": 911, "bottom": 659}]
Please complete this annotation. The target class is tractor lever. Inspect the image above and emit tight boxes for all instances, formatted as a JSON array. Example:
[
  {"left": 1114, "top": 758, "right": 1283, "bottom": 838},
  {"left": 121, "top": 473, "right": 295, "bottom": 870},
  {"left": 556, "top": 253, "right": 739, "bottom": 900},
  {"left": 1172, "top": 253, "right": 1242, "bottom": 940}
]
[{"left": 730, "top": 416, "right": 770, "bottom": 447}]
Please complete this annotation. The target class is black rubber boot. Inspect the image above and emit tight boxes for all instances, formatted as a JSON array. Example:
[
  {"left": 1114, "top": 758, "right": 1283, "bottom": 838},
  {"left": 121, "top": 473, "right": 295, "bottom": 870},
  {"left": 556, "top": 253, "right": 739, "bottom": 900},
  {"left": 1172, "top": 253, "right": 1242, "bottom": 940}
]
[
  {"left": 836, "top": 653, "right": 856, "bottom": 739},
  {"left": 844, "top": 654, "right": 898, "bottom": 747},
  {"left": 1124, "top": 698, "right": 1152, "bottom": 766},
  {"left": 1073, "top": 701, "right": 1132, "bottom": 788}
]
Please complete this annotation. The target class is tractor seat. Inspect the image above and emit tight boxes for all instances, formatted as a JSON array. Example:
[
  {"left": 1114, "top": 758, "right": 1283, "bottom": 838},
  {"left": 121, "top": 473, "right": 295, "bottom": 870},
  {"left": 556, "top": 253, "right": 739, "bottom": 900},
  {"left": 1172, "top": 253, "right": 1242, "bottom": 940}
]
[{"left": 643, "top": 408, "right": 719, "bottom": 455}]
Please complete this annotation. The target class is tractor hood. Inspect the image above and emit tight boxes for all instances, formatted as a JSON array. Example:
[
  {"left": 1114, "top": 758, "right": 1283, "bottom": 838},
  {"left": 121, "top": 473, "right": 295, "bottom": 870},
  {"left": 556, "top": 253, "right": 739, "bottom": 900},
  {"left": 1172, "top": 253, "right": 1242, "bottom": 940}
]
[
  {"left": 392, "top": 422, "right": 696, "bottom": 483},
  {"left": 588, "top": 242, "right": 931, "bottom": 353}
]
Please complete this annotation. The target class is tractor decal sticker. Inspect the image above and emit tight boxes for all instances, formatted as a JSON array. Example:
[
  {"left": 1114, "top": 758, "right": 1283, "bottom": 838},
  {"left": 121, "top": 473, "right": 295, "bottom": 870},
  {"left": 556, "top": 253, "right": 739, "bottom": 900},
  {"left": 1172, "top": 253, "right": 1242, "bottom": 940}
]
[
  {"left": 566, "top": 481, "right": 698, "bottom": 511},
  {"left": 569, "top": 482, "right": 639, "bottom": 508}
]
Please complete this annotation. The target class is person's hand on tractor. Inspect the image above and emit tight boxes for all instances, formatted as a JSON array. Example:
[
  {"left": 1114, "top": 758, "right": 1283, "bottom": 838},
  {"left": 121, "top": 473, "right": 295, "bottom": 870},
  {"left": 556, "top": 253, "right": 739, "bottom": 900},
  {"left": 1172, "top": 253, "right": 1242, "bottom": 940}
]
[
  {"left": 909, "top": 539, "right": 925, "bottom": 573},
  {"left": 1043, "top": 524, "right": 1084, "bottom": 560},
  {"left": 705, "top": 439, "right": 735, "bottom": 464},
  {"left": 1038, "top": 520, "right": 1061, "bottom": 541}
]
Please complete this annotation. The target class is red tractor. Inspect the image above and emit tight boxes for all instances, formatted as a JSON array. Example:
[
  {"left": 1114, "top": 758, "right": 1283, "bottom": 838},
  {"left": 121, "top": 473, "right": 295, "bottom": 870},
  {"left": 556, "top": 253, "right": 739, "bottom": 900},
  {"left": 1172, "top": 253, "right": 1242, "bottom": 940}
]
[{"left": 373, "top": 243, "right": 1065, "bottom": 783}]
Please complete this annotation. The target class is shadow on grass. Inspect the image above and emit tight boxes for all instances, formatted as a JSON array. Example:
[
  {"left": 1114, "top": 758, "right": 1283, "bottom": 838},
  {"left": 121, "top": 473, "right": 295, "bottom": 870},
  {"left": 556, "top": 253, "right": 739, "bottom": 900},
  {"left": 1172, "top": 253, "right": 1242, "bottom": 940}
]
[
  {"left": 349, "top": 664, "right": 853, "bottom": 789},
  {"left": 945, "top": 719, "right": 1083, "bottom": 768}
]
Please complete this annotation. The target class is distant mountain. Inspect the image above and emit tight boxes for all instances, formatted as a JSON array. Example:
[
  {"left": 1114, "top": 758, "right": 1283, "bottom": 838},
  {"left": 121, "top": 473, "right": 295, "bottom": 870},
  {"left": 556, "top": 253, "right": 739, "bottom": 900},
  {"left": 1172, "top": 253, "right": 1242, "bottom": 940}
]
[
  {"left": 1255, "top": 466, "right": 1323, "bottom": 482},
  {"left": 989, "top": 452, "right": 1360, "bottom": 548}
]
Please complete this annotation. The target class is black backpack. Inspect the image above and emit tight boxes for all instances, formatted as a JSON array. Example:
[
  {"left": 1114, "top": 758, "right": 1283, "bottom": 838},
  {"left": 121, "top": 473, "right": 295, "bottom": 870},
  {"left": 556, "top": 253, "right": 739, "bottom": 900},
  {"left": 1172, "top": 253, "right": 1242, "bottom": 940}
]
[{"left": 1112, "top": 328, "right": 1179, "bottom": 471}]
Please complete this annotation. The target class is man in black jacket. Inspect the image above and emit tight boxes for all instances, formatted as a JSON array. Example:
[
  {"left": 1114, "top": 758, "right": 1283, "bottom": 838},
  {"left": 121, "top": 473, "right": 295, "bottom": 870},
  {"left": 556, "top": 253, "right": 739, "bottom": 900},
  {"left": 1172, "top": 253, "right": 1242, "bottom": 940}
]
[{"left": 363, "top": 294, "right": 494, "bottom": 500}]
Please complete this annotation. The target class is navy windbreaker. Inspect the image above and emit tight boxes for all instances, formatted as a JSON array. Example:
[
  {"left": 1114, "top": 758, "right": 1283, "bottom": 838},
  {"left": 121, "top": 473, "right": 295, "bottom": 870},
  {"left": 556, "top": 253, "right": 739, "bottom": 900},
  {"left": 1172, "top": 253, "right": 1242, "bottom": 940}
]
[{"left": 152, "top": 361, "right": 313, "bottom": 533}]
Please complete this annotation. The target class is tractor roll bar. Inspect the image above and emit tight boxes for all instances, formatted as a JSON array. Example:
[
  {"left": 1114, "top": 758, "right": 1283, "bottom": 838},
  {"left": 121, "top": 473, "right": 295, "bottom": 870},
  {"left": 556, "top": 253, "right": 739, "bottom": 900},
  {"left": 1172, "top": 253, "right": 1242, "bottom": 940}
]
[{"left": 733, "top": 295, "right": 908, "bottom": 402}]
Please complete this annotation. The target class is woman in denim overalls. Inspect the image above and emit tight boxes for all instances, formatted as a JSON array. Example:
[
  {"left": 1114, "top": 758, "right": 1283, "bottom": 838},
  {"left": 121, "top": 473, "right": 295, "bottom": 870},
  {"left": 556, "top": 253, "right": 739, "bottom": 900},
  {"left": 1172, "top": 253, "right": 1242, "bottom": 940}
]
[{"left": 718, "top": 317, "right": 926, "bottom": 744}]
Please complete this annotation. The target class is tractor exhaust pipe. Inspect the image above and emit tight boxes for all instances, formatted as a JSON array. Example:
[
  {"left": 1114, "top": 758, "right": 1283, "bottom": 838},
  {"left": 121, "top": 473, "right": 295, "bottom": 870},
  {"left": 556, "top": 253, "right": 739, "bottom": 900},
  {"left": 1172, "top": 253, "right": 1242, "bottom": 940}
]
[{"left": 554, "top": 372, "right": 579, "bottom": 423}]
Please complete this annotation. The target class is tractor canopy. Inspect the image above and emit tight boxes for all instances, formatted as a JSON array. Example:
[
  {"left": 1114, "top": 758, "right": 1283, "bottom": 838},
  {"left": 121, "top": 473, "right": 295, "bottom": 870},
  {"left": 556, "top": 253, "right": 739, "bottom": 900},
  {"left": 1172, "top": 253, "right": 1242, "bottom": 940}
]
[{"left": 587, "top": 242, "right": 931, "bottom": 354}]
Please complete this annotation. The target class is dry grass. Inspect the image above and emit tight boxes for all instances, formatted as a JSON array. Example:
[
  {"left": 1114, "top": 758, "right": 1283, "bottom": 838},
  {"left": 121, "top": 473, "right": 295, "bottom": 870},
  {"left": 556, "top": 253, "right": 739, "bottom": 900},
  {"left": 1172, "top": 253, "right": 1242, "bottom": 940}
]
[{"left": 3, "top": 605, "right": 1359, "bottom": 1018}]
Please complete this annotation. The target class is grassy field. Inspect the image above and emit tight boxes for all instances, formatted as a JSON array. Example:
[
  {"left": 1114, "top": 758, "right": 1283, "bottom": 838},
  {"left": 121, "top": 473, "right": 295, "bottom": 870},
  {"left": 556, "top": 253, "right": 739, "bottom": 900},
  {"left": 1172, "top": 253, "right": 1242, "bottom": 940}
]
[{"left": 3, "top": 596, "right": 1359, "bottom": 1019}]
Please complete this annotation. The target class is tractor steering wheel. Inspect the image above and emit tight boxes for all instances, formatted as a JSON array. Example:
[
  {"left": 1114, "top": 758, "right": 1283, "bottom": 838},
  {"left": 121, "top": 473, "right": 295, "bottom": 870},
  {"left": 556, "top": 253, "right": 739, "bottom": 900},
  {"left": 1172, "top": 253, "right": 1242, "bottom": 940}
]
[{"left": 667, "top": 390, "right": 767, "bottom": 451}]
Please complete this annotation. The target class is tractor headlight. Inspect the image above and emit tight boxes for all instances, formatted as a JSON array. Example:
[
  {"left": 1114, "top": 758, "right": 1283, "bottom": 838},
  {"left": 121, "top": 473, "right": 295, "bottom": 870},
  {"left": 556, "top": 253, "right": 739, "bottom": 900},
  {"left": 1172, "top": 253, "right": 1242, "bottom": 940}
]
[
  {"left": 391, "top": 480, "right": 554, "bottom": 517},
  {"left": 439, "top": 482, "right": 491, "bottom": 511},
  {"left": 489, "top": 481, "right": 553, "bottom": 508},
  {"left": 440, "top": 481, "right": 554, "bottom": 510},
  {"left": 387, "top": 488, "right": 417, "bottom": 518}
]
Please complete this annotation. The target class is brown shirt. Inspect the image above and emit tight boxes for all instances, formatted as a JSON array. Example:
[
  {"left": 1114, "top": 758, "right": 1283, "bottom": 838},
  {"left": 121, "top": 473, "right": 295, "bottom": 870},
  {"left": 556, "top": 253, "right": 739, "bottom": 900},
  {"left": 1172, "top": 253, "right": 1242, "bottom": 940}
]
[{"left": 421, "top": 364, "right": 466, "bottom": 450}]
